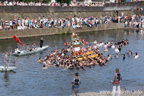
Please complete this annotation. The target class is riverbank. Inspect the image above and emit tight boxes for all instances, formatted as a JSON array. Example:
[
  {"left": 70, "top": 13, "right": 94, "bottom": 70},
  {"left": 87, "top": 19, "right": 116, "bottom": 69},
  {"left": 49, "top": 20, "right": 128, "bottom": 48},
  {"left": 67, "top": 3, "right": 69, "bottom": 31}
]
[
  {"left": 0, "top": 23, "right": 124, "bottom": 39},
  {"left": 79, "top": 90, "right": 144, "bottom": 96}
]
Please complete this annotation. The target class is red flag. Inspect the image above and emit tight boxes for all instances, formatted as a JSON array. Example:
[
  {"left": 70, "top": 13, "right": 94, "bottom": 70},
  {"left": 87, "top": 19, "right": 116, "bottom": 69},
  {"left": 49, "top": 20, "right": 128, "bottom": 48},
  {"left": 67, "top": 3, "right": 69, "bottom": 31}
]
[
  {"left": 81, "top": 39, "right": 84, "bottom": 43},
  {"left": 13, "top": 35, "right": 23, "bottom": 46},
  {"left": 64, "top": 42, "right": 67, "bottom": 46}
]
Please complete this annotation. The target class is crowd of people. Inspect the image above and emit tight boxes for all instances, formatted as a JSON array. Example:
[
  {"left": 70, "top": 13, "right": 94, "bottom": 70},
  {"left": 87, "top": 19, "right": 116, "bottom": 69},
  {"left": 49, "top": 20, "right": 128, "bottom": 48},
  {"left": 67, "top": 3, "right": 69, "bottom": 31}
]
[
  {"left": 2, "top": 14, "right": 144, "bottom": 31},
  {"left": 0, "top": 15, "right": 124, "bottom": 30},
  {"left": 0, "top": 0, "right": 104, "bottom": 7},
  {"left": 37, "top": 37, "right": 138, "bottom": 70},
  {"left": 124, "top": 14, "right": 144, "bottom": 28}
]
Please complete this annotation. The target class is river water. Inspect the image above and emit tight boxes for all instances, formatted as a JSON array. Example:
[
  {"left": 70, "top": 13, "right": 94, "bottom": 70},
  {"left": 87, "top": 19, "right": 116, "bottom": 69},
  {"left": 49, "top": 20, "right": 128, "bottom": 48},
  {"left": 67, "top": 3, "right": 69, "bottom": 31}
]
[{"left": 0, "top": 29, "right": 144, "bottom": 96}]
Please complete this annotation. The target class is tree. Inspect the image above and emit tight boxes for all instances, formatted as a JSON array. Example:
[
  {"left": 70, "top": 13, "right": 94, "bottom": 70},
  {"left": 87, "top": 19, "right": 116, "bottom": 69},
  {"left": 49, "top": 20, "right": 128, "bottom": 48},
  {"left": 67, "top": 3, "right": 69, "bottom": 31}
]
[
  {"left": 20, "top": 0, "right": 39, "bottom": 3},
  {"left": 42, "top": 0, "right": 51, "bottom": 3},
  {"left": 20, "top": 0, "right": 51, "bottom": 3},
  {"left": 121, "top": 0, "right": 125, "bottom": 2},
  {"left": 56, "top": 0, "right": 71, "bottom": 4}
]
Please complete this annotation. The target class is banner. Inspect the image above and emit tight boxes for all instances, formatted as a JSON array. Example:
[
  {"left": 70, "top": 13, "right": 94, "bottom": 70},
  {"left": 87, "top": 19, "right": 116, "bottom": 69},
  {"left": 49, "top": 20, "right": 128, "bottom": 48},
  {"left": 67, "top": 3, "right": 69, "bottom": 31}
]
[{"left": 13, "top": 35, "right": 23, "bottom": 46}]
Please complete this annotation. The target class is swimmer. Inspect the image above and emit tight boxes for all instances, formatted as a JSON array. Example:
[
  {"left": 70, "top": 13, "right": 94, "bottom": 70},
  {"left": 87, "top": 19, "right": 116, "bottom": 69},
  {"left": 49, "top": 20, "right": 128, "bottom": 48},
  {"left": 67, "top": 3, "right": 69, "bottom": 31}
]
[
  {"left": 93, "top": 44, "right": 97, "bottom": 49},
  {"left": 123, "top": 54, "right": 125, "bottom": 60},
  {"left": 115, "top": 47, "right": 119, "bottom": 53},
  {"left": 127, "top": 50, "right": 133, "bottom": 56},
  {"left": 111, "top": 44, "right": 115, "bottom": 49},
  {"left": 118, "top": 46, "right": 121, "bottom": 52},
  {"left": 43, "top": 64, "right": 47, "bottom": 70},
  {"left": 104, "top": 48, "right": 108, "bottom": 52},
  {"left": 107, "top": 55, "right": 112, "bottom": 61},
  {"left": 134, "top": 52, "right": 139, "bottom": 59},
  {"left": 104, "top": 43, "right": 108, "bottom": 48},
  {"left": 93, "top": 40, "right": 97, "bottom": 44},
  {"left": 115, "top": 53, "right": 118, "bottom": 58},
  {"left": 37, "top": 58, "right": 43, "bottom": 63}
]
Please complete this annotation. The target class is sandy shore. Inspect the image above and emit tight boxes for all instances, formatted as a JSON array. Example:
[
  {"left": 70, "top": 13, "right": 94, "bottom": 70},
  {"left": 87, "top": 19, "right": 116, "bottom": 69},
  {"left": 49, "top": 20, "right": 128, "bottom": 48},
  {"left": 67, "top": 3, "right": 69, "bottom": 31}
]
[{"left": 79, "top": 90, "right": 144, "bottom": 96}]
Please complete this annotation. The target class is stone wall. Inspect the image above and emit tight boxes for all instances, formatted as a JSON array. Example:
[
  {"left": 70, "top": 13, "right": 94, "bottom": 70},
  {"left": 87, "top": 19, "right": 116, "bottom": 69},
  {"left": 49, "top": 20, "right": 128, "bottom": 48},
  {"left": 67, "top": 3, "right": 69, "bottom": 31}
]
[
  {"left": 0, "top": 2, "right": 144, "bottom": 13},
  {"left": 0, "top": 23, "right": 124, "bottom": 39},
  {"left": 0, "top": 6, "right": 104, "bottom": 13},
  {"left": 0, "top": 11, "right": 135, "bottom": 21},
  {"left": 0, "top": 4, "right": 141, "bottom": 13}
]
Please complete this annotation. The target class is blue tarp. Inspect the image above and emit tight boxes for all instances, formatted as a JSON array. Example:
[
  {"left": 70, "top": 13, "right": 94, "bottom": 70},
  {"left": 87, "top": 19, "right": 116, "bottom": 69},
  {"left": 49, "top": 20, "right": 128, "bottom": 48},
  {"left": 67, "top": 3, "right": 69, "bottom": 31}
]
[{"left": 126, "top": 0, "right": 131, "bottom": 2}]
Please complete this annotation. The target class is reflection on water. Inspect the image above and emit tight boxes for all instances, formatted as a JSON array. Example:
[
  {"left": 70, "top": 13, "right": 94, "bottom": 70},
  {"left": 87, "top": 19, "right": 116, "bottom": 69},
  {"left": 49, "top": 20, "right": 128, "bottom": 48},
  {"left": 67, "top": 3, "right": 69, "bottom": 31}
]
[
  {"left": 0, "top": 29, "right": 144, "bottom": 96},
  {"left": 3, "top": 71, "right": 16, "bottom": 87},
  {"left": 4, "top": 72, "right": 10, "bottom": 87}
]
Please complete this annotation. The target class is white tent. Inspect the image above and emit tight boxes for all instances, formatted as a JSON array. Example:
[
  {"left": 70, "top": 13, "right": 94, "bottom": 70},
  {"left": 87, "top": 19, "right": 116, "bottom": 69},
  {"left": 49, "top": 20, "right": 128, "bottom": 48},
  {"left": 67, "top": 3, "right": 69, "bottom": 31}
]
[
  {"left": 110, "top": 0, "right": 115, "bottom": 3},
  {"left": 84, "top": 0, "right": 92, "bottom": 3},
  {"left": 51, "top": 0, "right": 56, "bottom": 2}
]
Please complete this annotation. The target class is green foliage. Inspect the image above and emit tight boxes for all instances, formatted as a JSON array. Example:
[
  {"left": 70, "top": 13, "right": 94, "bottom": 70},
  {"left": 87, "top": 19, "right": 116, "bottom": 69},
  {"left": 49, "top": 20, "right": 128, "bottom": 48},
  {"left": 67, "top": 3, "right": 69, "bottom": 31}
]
[
  {"left": 42, "top": 0, "right": 51, "bottom": 3},
  {"left": 20, "top": 0, "right": 51, "bottom": 3},
  {"left": 20, "top": 0, "right": 39, "bottom": 3},
  {"left": 56, "top": 0, "right": 71, "bottom": 4},
  {"left": 20, "top": 0, "right": 70, "bottom": 3},
  {"left": 121, "top": 0, "right": 125, "bottom": 2}
]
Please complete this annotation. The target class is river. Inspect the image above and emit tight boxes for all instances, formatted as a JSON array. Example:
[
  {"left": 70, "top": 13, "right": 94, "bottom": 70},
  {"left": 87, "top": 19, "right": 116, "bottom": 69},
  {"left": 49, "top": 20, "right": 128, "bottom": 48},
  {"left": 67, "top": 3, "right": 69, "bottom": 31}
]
[{"left": 0, "top": 29, "right": 144, "bottom": 96}]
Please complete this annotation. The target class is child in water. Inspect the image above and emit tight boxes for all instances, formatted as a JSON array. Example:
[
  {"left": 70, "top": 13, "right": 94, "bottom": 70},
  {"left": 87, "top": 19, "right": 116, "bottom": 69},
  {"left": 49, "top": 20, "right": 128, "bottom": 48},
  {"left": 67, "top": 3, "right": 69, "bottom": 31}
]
[{"left": 134, "top": 52, "right": 139, "bottom": 59}]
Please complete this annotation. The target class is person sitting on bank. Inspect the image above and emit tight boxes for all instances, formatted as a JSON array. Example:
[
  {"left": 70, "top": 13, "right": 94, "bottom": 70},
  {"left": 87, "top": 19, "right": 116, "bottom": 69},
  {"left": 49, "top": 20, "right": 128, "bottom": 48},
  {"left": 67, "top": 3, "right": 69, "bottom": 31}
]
[
  {"left": 72, "top": 72, "right": 81, "bottom": 96},
  {"left": 112, "top": 68, "right": 122, "bottom": 96}
]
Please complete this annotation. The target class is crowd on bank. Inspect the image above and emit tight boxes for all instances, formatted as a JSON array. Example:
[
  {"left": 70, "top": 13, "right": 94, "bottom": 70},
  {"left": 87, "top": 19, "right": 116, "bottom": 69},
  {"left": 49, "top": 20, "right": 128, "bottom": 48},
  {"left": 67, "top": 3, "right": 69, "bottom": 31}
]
[
  {"left": 124, "top": 14, "right": 144, "bottom": 28},
  {"left": 37, "top": 38, "right": 138, "bottom": 69},
  {"left": 0, "top": 15, "right": 124, "bottom": 30},
  {"left": 0, "top": 0, "right": 104, "bottom": 7},
  {"left": 1, "top": 14, "right": 144, "bottom": 31}
]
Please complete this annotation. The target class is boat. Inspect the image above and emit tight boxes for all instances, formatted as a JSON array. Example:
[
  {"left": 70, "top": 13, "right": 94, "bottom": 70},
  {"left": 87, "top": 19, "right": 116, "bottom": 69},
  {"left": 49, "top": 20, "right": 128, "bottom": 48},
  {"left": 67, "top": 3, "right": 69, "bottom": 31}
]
[
  {"left": 13, "top": 45, "right": 49, "bottom": 56},
  {"left": 0, "top": 66, "right": 16, "bottom": 72}
]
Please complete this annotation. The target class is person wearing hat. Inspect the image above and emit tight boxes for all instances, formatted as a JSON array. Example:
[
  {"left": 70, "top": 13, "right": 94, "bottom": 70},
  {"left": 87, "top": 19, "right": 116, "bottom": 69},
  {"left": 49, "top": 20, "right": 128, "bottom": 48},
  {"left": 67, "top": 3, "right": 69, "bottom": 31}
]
[
  {"left": 72, "top": 72, "right": 81, "bottom": 96},
  {"left": 111, "top": 68, "right": 122, "bottom": 96}
]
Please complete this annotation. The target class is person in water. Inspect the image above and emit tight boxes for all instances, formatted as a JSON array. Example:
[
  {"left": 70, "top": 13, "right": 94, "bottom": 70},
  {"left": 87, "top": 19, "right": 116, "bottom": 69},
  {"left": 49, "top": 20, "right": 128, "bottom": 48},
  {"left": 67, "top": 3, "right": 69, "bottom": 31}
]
[
  {"left": 134, "top": 52, "right": 139, "bottom": 59},
  {"left": 123, "top": 54, "right": 125, "bottom": 60},
  {"left": 39, "top": 39, "right": 130, "bottom": 70},
  {"left": 115, "top": 53, "right": 118, "bottom": 58},
  {"left": 37, "top": 58, "right": 43, "bottom": 63},
  {"left": 40, "top": 37, "right": 44, "bottom": 48},
  {"left": 127, "top": 50, "right": 132, "bottom": 56},
  {"left": 4, "top": 52, "right": 9, "bottom": 69},
  {"left": 72, "top": 72, "right": 81, "bottom": 96},
  {"left": 112, "top": 68, "right": 122, "bottom": 96}
]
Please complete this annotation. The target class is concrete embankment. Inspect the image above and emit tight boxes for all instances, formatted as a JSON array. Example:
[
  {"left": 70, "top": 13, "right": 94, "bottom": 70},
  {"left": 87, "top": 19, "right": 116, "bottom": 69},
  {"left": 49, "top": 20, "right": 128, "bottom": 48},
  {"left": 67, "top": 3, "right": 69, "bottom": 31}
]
[
  {"left": 0, "top": 23, "right": 124, "bottom": 39},
  {"left": 0, "top": 3, "right": 143, "bottom": 20},
  {"left": 125, "top": 27, "right": 144, "bottom": 30},
  {"left": 0, "top": 11, "right": 135, "bottom": 21},
  {"left": 79, "top": 91, "right": 144, "bottom": 96}
]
